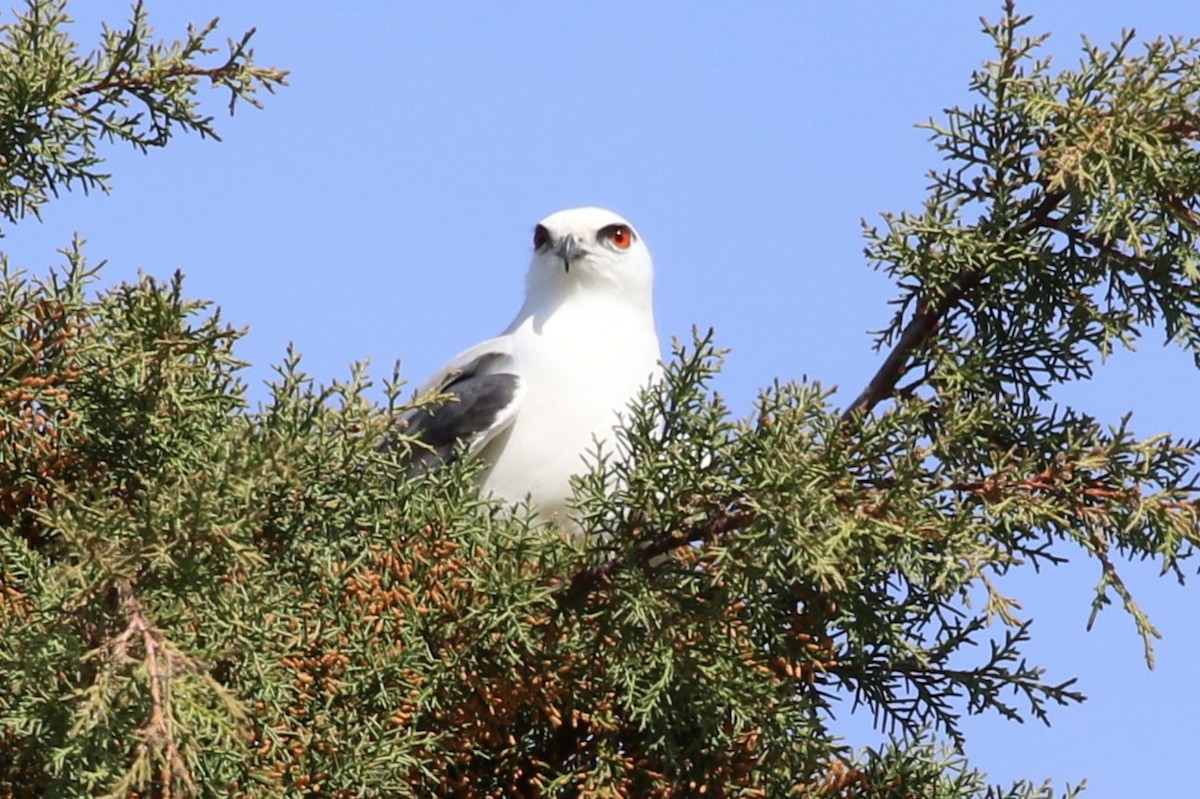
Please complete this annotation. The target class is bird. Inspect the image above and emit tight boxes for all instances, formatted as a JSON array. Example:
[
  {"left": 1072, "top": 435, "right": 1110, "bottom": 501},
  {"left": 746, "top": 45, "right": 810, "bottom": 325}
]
[{"left": 397, "top": 206, "right": 662, "bottom": 526}]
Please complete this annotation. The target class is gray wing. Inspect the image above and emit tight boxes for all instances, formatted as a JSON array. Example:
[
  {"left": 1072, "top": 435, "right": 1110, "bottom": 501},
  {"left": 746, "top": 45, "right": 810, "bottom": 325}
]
[{"left": 391, "top": 336, "right": 523, "bottom": 471}]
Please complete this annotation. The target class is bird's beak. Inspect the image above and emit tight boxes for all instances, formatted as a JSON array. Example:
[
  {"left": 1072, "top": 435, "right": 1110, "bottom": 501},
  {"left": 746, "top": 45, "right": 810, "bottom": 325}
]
[{"left": 555, "top": 234, "right": 583, "bottom": 273}]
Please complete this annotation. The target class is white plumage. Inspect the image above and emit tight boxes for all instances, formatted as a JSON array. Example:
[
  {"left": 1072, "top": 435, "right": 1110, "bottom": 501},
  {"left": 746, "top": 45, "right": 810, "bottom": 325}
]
[{"left": 405, "top": 206, "right": 661, "bottom": 525}]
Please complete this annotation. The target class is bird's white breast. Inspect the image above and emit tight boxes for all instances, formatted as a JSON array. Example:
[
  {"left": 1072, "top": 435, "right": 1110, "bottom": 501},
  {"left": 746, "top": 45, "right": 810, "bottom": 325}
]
[{"left": 477, "top": 290, "right": 660, "bottom": 522}]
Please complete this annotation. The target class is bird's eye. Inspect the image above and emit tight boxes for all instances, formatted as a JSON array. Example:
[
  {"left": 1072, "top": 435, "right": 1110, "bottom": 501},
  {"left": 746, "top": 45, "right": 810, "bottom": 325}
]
[
  {"left": 599, "top": 224, "right": 634, "bottom": 250},
  {"left": 533, "top": 224, "right": 550, "bottom": 250}
]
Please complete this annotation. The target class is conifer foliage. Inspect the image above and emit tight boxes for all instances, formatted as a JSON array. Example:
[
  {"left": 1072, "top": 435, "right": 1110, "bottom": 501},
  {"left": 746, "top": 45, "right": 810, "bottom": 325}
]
[{"left": 2, "top": 2, "right": 1198, "bottom": 796}]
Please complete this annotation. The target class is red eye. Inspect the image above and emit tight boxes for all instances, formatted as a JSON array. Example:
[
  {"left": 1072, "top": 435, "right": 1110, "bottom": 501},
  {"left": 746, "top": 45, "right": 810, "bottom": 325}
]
[
  {"left": 533, "top": 224, "right": 550, "bottom": 250},
  {"left": 601, "top": 224, "right": 634, "bottom": 250}
]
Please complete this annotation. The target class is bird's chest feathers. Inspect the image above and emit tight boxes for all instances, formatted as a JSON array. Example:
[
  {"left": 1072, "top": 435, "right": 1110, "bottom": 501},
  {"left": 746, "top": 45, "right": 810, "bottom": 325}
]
[
  {"left": 504, "top": 296, "right": 658, "bottom": 447},
  {"left": 515, "top": 301, "right": 654, "bottom": 392}
]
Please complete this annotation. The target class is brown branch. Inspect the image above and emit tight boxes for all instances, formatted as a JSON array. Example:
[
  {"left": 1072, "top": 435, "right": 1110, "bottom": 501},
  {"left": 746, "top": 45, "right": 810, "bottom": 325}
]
[
  {"left": 67, "top": 64, "right": 238, "bottom": 102},
  {"left": 64, "top": 29, "right": 286, "bottom": 120},
  {"left": 108, "top": 582, "right": 194, "bottom": 799},
  {"left": 840, "top": 288, "right": 964, "bottom": 421},
  {"left": 945, "top": 466, "right": 1179, "bottom": 519},
  {"left": 841, "top": 189, "right": 1068, "bottom": 421},
  {"left": 557, "top": 502, "right": 756, "bottom": 609}
]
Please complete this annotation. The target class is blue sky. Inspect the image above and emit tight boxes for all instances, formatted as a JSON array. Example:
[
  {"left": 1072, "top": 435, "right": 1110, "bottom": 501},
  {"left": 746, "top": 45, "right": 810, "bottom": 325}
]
[{"left": 4, "top": 2, "right": 1198, "bottom": 795}]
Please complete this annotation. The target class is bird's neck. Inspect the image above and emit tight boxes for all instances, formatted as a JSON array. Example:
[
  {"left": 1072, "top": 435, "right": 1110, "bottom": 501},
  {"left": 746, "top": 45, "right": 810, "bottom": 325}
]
[{"left": 507, "top": 280, "right": 655, "bottom": 337}]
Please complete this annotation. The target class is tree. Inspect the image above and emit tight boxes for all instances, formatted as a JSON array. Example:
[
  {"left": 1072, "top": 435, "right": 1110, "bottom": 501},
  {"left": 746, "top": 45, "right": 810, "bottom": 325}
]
[{"left": 1, "top": 1, "right": 1197, "bottom": 796}]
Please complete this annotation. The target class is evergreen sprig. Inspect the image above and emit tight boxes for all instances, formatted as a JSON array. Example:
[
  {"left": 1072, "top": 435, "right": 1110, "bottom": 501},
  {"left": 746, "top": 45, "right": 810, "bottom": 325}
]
[{"left": 0, "top": 0, "right": 288, "bottom": 231}]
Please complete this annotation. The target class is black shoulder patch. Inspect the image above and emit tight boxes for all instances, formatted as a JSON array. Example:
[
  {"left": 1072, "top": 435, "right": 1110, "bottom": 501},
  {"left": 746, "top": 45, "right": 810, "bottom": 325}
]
[{"left": 390, "top": 372, "right": 520, "bottom": 471}]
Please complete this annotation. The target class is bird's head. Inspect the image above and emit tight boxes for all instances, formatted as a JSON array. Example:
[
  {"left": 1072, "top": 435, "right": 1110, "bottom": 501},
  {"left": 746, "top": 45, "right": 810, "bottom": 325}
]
[{"left": 525, "top": 207, "right": 654, "bottom": 303}]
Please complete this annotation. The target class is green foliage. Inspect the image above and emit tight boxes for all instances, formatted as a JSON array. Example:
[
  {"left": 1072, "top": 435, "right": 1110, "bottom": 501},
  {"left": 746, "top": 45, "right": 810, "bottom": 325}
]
[
  {"left": 1, "top": 2, "right": 1198, "bottom": 797},
  {"left": 0, "top": 0, "right": 287, "bottom": 231},
  {"left": 855, "top": 2, "right": 1200, "bottom": 666}
]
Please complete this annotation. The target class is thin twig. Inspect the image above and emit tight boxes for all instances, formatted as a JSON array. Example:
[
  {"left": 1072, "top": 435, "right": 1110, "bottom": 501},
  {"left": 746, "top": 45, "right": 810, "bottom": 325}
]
[
  {"left": 110, "top": 582, "right": 193, "bottom": 798},
  {"left": 558, "top": 503, "right": 756, "bottom": 608},
  {"left": 68, "top": 64, "right": 236, "bottom": 102}
]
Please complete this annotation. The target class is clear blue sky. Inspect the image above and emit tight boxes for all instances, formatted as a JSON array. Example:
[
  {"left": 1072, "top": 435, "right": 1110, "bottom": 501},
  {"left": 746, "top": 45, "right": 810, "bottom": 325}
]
[{"left": 5, "top": 2, "right": 1198, "bottom": 795}]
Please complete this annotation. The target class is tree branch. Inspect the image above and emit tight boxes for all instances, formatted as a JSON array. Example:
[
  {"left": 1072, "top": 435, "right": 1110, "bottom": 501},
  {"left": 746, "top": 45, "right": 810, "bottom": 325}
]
[
  {"left": 68, "top": 64, "right": 236, "bottom": 102},
  {"left": 108, "top": 582, "right": 195, "bottom": 798},
  {"left": 840, "top": 288, "right": 964, "bottom": 421},
  {"left": 842, "top": 189, "right": 1068, "bottom": 420},
  {"left": 557, "top": 502, "right": 757, "bottom": 609}
]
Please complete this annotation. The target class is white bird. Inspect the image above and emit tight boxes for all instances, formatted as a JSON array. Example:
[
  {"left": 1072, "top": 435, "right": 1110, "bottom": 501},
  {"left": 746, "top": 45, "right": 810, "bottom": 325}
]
[{"left": 400, "top": 206, "right": 661, "bottom": 525}]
